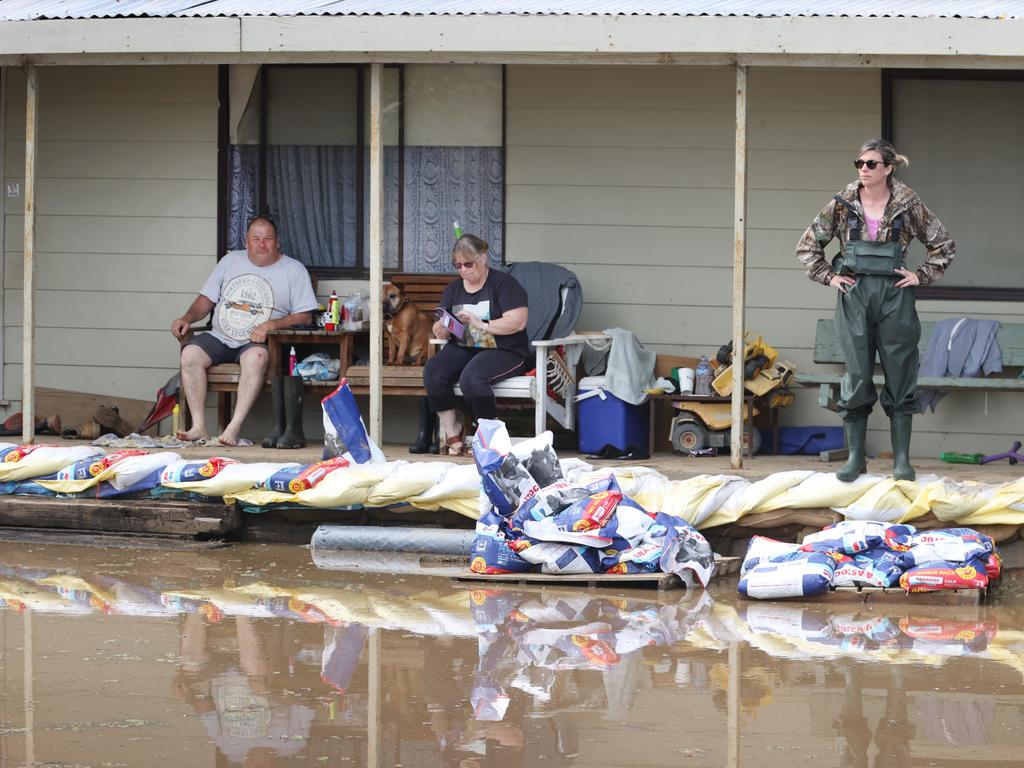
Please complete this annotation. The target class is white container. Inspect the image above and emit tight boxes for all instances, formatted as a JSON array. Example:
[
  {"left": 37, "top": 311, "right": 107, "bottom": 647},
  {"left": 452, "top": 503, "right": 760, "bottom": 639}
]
[{"left": 679, "top": 367, "right": 695, "bottom": 394}]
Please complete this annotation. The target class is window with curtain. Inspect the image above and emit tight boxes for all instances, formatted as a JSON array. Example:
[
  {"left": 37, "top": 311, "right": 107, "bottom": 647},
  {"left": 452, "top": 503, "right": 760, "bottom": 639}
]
[{"left": 223, "top": 64, "right": 504, "bottom": 275}]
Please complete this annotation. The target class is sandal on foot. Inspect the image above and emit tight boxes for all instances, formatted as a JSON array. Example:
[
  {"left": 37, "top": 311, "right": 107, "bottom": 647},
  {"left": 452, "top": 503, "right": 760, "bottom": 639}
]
[{"left": 444, "top": 423, "right": 466, "bottom": 456}]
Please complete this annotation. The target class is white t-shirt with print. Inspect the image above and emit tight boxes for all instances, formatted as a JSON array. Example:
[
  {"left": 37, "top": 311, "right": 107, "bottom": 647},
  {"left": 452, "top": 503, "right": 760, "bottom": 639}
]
[{"left": 200, "top": 250, "right": 318, "bottom": 348}]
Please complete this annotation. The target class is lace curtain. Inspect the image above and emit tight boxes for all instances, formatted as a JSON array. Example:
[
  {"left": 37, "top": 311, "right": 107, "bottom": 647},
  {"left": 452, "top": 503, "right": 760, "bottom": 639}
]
[{"left": 403, "top": 146, "right": 504, "bottom": 273}]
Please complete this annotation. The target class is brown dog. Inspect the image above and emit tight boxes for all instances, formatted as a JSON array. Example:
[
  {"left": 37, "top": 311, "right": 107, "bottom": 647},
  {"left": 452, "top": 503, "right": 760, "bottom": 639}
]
[{"left": 382, "top": 283, "right": 433, "bottom": 365}]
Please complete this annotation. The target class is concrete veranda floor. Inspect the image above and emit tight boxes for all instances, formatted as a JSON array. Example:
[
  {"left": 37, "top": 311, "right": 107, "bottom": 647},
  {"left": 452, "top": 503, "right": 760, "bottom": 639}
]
[{"left": 50, "top": 436, "right": 1024, "bottom": 485}]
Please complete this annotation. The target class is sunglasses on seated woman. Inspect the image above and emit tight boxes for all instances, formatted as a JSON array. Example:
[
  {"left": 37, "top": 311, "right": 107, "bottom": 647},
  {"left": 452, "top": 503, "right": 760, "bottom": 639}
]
[{"left": 854, "top": 159, "right": 886, "bottom": 169}]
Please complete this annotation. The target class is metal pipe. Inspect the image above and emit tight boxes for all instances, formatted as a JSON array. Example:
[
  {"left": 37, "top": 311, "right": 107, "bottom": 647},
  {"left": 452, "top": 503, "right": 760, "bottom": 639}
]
[{"left": 310, "top": 525, "right": 475, "bottom": 555}]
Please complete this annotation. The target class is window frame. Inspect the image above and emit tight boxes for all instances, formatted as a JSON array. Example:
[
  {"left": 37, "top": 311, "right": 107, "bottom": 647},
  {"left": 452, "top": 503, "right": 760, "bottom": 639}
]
[
  {"left": 882, "top": 68, "right": 1024, "bottom": 302},
  {"left": 218, "top": 63, "right": 404, "bottom": 278},
  {"left": 218, "top": 63, "right": 508, "bottom": 278}
]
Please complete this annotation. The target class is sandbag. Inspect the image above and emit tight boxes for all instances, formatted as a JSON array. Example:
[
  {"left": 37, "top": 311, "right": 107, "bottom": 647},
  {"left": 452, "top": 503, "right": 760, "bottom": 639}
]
[
  {"left": 831, "top": 549, "right": 903, "bottom": 588},
  {"left": 39, "top": 450, "right": 180, "bottom": 494},
  {"left": 159, "top": 457, "right": 239, "bottom": 484},
  {"left": 473, "top": 419, "right": 541, "bottom": 518},
  {"left": 633, "top": 473, "right": 746, "bottom": 528},
  {"left": 292, "top": 462, "right": 401, "bottom": 509},
  {"left": 0, "top": 445, "right": 104, "bottom": 482},
  {"left": 801, "top": 521, "right": 915, "bottom": 555},
  {"left": 162, "top": 461, "right": 299, "bottom": 497},
  {"left": 741, "top": 536, "right": 801, "bottom": 577},
  {"left": 365, "top": 460, "right": 455, "bottom": 507},
  {"left": 322, "top": 381, "right": 385, "bottom": 464},
  {"left": 899, "top": 560, "right": 989, "bottom": 592},
  {"left": 260, "top": 456, "right": 350, "bottom": 494},
  {"left": 738, "top": 551, "right": 837, "bottom": 599}
]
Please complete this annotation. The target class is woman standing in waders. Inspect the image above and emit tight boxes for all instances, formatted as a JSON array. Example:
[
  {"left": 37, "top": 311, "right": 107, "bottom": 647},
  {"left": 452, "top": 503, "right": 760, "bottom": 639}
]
[{"left": 796, "top": 139, "right": 956, "bottom": 482}]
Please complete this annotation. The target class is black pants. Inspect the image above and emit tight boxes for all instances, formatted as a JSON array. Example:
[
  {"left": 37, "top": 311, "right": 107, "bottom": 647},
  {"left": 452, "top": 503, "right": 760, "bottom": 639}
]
[{"left": 423, "top": 344, "right": 529, "bottom": 420}]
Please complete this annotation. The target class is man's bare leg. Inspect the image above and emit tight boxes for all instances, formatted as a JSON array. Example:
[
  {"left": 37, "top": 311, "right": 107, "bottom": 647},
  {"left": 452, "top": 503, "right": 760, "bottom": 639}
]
[
  {"left": 178, "top": 344, "right": 213, "bottom": 441},
  {"left": 218, "top": 345, "right": 269, "bottom": 446}
]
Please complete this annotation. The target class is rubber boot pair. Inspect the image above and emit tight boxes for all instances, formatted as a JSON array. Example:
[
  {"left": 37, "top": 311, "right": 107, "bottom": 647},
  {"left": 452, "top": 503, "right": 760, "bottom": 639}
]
[
  {"left": 262, "top": 375, "right": 305, "bottom": 449},
  {"left": 408, "top": 397, "right": 439, "bottom": 454},
  {"left": 836, "top": 414, "right": 916, "bottom": 481}
]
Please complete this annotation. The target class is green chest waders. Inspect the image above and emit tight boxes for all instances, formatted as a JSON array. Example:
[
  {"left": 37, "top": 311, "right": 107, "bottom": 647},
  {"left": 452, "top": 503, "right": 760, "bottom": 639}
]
[{"left": 831, "top": 197, "right": 921, "bottom": 481}]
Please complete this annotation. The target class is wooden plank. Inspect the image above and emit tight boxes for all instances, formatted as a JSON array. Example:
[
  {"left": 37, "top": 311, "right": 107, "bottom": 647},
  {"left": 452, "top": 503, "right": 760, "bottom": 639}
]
[
  {"left": 0, "top": 496, "right": 240, "bottom": 537},
  {"left": 453, "top": 555, "right": 738, "bottom": 590},
  {"left": 453, "top": 571, "right": 691, "bottom": 590},
  {"left": 369, "top": 63, "right": 384, "bottom": 446},
  {"left": 731, "top": 63, "right": 748, "bottom": 470},
  {"left": 0, "top": 527, "right": 230, "bottom": 550},
  {"left": 795, "top": 372, "right": 1024, "bottom": 391},
  {"left": 3, "top": 214, "right": 216, "bottom": 255},
  {"left": 6, "top": 139, "right": 217, "bottom": 181},
  {"left": 23, "top": 66, "right": 39, "bottom": 443}
]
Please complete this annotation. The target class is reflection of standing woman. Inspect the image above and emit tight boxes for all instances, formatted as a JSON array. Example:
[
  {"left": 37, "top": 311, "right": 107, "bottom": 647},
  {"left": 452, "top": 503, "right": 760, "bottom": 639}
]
[{"left": 796, "top": 139, "right": 955, "bottom": 481}]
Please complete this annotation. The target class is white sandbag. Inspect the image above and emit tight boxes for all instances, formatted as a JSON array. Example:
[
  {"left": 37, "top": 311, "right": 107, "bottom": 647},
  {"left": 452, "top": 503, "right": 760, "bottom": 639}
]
[
  {"left": 294, "top": 461, "right": 401, "bottom": 508},
  {"left": 832, "top": 476, "right": 924, "bottom": 522},
  {"left": 633, "top": 473, "right": 746, "bottom": 527},
  {"left": 559, "top": 458, "right": 594, "bottom": 483},
  {"left": 409, "top": 463, "right": 480, "bottom": 506},
  {"left": 162, "top": 461, "right": 299, "bottom": 496},
  {"left": 365, "top": 460, "right": 454, "bottom": 507},
  {"left": 0, "top": 445, "right": 104, "bottom": 482},
  {"left": 38, "top": 450, "right": 181, "bottom": 493},
  {"left": 740, "top": 535, "right": 800, "bottom": 577},
  {"left": 762, "top": 471, "right": 879, "bottom": 513},
  {"left": 704, "top": 471, "right": 814, "bottom": 528}
]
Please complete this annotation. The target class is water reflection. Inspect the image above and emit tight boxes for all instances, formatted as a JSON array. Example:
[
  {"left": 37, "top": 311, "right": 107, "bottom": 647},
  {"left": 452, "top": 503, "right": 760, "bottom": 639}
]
[{"left": 0, "top": 542, "right": 1022, "bottom": 767}]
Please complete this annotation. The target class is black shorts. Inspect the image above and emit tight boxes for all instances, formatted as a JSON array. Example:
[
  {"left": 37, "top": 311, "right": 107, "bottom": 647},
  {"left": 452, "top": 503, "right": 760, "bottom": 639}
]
[{"left": 183, "top": 332, "right": 267, "bottom": 365}]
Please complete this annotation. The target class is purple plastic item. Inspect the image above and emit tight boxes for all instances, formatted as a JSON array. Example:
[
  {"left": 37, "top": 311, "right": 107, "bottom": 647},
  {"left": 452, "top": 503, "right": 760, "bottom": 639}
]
[{"left": 980, "top": 440, "right": 1023, "bottom": 466}]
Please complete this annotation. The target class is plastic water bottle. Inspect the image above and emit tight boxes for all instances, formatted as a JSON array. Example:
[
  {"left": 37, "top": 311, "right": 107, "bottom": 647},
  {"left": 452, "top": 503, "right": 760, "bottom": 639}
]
[
  {"left": 453, "top": 220, "right": 463, "bottom": 239},
  {"left": 289, "top": 346, "right": 298, "bottom": 376},
  {"left": 694, "top": 355, "right": 713, "bottom": 396}
]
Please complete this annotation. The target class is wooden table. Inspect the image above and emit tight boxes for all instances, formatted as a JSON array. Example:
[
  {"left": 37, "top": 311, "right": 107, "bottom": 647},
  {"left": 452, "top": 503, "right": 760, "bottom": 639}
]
[{"left": 267, "top": 327, "right": 367, "bottom": 383}]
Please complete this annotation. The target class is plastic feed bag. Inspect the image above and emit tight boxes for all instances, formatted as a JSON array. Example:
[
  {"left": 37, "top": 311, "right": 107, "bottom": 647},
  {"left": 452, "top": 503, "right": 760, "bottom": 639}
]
[{"left": 738, "top": 551, "right": 838, "bottom": 599}]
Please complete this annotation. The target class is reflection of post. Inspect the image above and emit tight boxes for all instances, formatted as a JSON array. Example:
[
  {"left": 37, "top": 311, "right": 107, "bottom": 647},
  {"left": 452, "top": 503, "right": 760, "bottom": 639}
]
[
  {"left": 727, "top": 643, "right": 739, "bottom": 768},
  {"left": 23, "top": 610, "right": 34, "bottom": 767},
  {"left": 367, "top": 628, "right": 381, "bottom": 768}
]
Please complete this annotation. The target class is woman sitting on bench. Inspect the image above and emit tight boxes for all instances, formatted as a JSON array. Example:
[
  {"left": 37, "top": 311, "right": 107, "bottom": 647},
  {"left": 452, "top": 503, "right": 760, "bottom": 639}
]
[{"left": 423, "top": 235, "right": 529, "bottom": 456}]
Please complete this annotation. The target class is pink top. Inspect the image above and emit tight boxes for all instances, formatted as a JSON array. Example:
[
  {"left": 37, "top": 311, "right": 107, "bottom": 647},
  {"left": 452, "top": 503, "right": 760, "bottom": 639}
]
[{"left": 865, "top": 213, "right": 881, "bottom": 241}]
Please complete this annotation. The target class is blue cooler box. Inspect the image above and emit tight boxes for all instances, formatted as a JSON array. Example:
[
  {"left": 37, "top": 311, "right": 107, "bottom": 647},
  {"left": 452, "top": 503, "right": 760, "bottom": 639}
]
[{"left": 577, "top": 376, "right": 651, "bottom": 456}]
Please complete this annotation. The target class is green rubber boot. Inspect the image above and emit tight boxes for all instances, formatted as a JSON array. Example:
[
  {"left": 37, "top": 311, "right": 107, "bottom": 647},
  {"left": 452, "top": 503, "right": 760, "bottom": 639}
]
[
  {"left": 276, "top": 376, "right": 306, "bottom": 449},
  {"left": 261, "top": 376, "right": 285, "bottom": 449},
  {"left": 890, "top": 413, "right": 916, "bottom": 481},
  {"left": 836, "top": 417, "right": 868, "bottom": 482}
]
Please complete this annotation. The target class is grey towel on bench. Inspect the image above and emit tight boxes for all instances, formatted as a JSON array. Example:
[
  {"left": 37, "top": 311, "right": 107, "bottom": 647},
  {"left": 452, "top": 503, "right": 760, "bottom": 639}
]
[{"left": 917, "top": 316, "right": 1003, "bottom": 412}]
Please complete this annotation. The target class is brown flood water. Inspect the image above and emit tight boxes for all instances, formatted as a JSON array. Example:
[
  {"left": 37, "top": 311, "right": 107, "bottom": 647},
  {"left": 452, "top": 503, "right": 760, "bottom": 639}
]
[{"left": 1, "top": 540, "right": 1023, "bottom": 768}]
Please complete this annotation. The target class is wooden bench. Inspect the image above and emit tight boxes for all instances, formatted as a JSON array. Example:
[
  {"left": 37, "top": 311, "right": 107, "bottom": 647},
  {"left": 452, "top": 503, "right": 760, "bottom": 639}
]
[
  {"left": 345, "top": 271, "right": 594, "bottom": 435},
  {"left": 795, "top": 319, "right": 1024, "bottom": 413}
]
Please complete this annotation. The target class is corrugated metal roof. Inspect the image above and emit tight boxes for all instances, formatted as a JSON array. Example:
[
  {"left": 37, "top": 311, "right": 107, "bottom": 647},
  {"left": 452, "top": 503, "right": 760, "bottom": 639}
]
[{"left": 0, "top": 1, "right": 1021, "bottom": 21}]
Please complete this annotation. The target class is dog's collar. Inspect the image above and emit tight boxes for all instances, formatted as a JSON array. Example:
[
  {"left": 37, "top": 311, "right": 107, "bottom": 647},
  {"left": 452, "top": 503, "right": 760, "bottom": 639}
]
[{"left": 383, "top": 296, "right": 411, "bottom": 319}]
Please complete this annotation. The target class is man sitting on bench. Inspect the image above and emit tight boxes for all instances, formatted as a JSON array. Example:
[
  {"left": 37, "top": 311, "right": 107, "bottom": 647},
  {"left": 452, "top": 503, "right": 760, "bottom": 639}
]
[{"left": 170, "top": 215, "right": 318, "bottom": 446}]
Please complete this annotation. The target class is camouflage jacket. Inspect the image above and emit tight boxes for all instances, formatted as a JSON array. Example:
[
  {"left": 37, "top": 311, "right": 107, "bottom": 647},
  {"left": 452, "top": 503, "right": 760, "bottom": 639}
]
[{"left": 795, "top": 178, "right": 956, "bottom": 287}]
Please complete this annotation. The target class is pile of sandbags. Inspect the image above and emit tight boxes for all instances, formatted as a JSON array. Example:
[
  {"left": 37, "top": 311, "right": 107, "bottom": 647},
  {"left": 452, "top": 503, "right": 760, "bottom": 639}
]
[
  {"left": 469, "top": 420, "right": 716, "bottom": 588},
  {"left": 738, "top": 520, "right": 1001, "bottom": 599}
]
